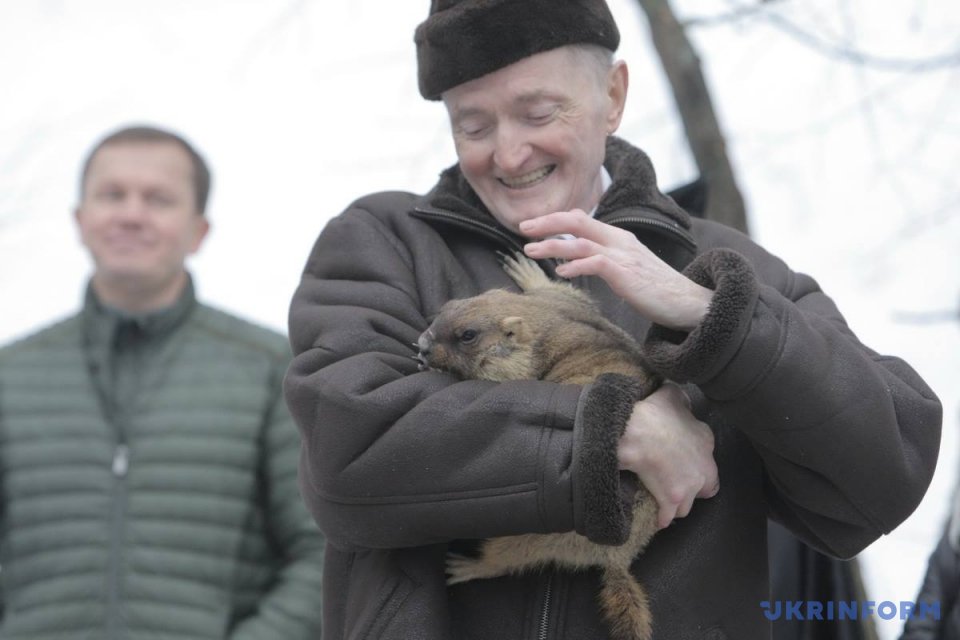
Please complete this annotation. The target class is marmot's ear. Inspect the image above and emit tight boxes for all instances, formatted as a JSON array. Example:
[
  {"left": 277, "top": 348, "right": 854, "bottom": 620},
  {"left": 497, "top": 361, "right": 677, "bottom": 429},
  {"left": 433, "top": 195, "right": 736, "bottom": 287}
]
[{"left": 500, "top": 316, "right": 530, "bottom": 343}]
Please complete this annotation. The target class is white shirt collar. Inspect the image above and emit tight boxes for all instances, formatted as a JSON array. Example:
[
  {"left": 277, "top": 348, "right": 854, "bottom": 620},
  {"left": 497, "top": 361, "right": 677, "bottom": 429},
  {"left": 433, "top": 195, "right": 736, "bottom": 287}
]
[
  {"left": 549, "top": 167, "right": 611, "bottom": 241},
  {"left": 588, "top": 165, "right": 613, "bottom": 218}
]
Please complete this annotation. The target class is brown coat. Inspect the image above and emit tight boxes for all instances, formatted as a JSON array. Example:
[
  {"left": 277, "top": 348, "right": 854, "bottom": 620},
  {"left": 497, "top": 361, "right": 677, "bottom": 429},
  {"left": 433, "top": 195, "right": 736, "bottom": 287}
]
[{"left": 284, "top": 137, "right": 941, "bottom": 640}]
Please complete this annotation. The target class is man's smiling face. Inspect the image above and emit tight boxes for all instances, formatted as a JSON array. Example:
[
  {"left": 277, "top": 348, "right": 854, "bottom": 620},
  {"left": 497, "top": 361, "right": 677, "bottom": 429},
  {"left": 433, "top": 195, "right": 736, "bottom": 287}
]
[
  {"left": 442, "top": 46, "right": 626, "bottom": 233},
  {"left": 75, "top": 141, "right": 209, "bottom": 299}
]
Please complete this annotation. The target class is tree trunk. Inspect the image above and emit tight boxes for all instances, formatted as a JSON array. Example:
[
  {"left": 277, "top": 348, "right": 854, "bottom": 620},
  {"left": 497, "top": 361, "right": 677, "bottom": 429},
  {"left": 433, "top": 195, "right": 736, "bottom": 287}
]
[{"left": 634, "top": 0, "right": 750, "bottom": 235}]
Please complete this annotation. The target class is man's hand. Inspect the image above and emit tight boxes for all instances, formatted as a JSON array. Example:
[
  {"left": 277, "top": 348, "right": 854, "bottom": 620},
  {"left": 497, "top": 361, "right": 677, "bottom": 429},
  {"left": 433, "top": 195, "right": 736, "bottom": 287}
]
[
  {"left": 519, "top": 209, "right": 713, "bottom": 332},
  {"left": 617, "top": 383, "right": 719, "bottom": 529}
]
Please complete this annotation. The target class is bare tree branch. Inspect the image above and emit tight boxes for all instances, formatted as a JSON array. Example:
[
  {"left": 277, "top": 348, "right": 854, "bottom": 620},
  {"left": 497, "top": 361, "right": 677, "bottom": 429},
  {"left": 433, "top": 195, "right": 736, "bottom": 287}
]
[
  {"left": 634, "top": 0, "right": 750, "bottom": 234},
  {"left": 762, "top": 12, "right": 960, "bottom": 71},
  {"left": 695, "top": 0, "right": 960, "bottom": 72},
  {"left": 681, "top": 0, "right": 786, "bottom": 28},
  {"left": 230, "top": 0, "right": 309, "bottom": 78},
  {"left": 892, "top": 309, "right": 959, "bottom": 325}
]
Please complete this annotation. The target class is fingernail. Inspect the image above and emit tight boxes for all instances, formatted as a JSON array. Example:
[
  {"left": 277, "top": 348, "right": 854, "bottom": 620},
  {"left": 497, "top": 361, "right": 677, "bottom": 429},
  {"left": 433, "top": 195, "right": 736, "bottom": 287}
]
[{"left": 519, "top": 220, "right": 534, "bottom": 231}]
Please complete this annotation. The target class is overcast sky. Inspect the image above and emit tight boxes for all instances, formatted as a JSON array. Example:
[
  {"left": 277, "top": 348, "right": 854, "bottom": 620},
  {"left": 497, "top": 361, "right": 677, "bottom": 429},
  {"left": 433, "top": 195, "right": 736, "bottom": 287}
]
[{"left": 2, "top": 2, "right": 958, "bottom": 636}]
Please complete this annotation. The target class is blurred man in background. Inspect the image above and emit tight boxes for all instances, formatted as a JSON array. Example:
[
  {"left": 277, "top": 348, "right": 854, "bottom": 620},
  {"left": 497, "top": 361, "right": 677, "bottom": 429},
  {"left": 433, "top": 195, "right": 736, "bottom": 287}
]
[{"left": 0, "top": 125, "right": 324, "bottom": 638}]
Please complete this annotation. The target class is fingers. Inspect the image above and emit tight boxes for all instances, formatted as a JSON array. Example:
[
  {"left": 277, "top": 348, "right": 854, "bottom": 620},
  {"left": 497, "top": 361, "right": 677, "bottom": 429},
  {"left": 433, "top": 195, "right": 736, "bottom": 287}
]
[
  {"left": 523, "top": 235, "right": 603, "bottom": 262},
  {"left": 519, "top": 209, "right": 630, "bottom": 246},
  {"left": 523, "top": 235, "right": 621, "bottom": 284},
  {"left": 552, "top": 254, "right": 611, "bottom": 280},
  {"left": 619, "top": 384, "right": 719, "bottom": 529},
  {"left": 523, "top": 237, "right": 631, "bottom": 284},
  {"left": 699, "top": 474, "right": 721, "bottom": 499},
  {"left": 653, "top": 461, "right": 718, "bottom": 529},
  {"left": 657, "top": 494, "right": 695, "bottom": 530},
  {"left": 657, "top": 507, "right": 675, "bottom": 530},
  {"left": 628, "top": 442, "right": 718, "bottom": 529}
]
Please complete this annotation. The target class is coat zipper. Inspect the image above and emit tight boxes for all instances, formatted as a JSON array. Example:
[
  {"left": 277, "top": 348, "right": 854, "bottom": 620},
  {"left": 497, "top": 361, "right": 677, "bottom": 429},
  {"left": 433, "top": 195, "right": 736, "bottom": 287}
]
[
  {"left": 108, "top": 442, "right": 129, "bottom": 639},
  {"left": 412, "top": 206, "right": 566, "bottom": 277},
  {"left": 412, "top": 206, "right": 696, "bottom": 252},
  {"left": 112, "top": 444, "right": 130, "bottom": 476},
  {"left": 602, "top": 213, "right": 697, "bottom": 250},
  {"left": 537, "top": 573, "right": 554, "bottom": 640},
  {"left": 412, "top": 206, "right": 527, "bottom": 253}
]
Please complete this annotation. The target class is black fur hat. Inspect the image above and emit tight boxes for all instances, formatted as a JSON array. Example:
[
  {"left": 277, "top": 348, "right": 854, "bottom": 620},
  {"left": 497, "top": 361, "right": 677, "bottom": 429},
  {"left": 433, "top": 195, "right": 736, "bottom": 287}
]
[{"left": 415, "top": 0, "right": 620, "bottom": 100}]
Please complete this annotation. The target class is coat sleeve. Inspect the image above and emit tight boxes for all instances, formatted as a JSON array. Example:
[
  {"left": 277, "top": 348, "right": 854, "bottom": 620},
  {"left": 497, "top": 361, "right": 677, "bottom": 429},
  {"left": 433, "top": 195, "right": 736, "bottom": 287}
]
[
  {"left": 643, "top": 224, "right": 942, "bottom": 559},
  {"left": 229, "top": 356, "right": 325, "bottom": 640},
  {"left": 283, "top": 202, "right": 641, "bottom": 551}
]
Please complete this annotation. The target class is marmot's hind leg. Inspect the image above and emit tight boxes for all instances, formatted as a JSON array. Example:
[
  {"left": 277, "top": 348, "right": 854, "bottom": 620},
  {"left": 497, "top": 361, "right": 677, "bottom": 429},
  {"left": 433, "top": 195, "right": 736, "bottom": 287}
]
[{"left": 498, "top": 251, "right": 552, "bottom": 292}]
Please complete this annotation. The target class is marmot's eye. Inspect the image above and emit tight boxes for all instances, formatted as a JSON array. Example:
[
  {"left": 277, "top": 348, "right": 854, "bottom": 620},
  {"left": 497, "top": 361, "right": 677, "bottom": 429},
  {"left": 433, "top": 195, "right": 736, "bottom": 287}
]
[{"left": 459, "top": 329, "right": 478, "bottom": 344}]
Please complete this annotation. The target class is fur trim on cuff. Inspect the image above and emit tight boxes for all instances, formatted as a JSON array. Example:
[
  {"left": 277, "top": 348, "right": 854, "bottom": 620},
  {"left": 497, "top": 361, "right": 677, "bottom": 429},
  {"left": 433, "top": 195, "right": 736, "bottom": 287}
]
[
  {"left": 643, "top": 248, "right": 759, "bottom": 384},
  {"left": 575, "top": 372, "right": 658, "bottom": 545}
]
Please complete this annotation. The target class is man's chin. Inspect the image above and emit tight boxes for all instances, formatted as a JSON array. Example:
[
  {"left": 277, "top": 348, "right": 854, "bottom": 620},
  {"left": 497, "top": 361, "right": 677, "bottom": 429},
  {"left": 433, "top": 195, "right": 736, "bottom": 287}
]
[
  {"left": 96, "top": 266, "right": 165, "bottom": 288},
  {"left": 97, "top": 262, "right": 152, "bottom": 278}
]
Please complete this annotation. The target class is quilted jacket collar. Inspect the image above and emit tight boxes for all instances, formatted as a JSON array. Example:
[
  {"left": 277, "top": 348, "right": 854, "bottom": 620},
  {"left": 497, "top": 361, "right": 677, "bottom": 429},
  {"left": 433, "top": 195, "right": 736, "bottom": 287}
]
[{"left": 82, "top": 275, "right": 198, "bottom": 353}]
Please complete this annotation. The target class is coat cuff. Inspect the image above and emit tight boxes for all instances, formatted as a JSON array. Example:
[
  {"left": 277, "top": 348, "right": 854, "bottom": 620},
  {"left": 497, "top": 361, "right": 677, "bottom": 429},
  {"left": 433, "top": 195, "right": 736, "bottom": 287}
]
[
  {"left": 574, "top": 373, "right": 658, "bottom": 545},
  {"left": 643, "top": 248, "right": 759, "bottom": 384}
]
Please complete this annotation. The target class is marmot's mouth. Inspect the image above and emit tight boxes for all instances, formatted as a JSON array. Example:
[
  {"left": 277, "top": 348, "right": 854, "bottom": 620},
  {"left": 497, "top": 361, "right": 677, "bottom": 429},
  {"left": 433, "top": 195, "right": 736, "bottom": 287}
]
[
  {"left": 413, "top": 351, "right": 430, "bottom": 372},
  {"left": 414, "top": 350, "right": 448, "bottom": 375},
  {"left": 498, "top": 165, "right": 555, "bottom": 189}
]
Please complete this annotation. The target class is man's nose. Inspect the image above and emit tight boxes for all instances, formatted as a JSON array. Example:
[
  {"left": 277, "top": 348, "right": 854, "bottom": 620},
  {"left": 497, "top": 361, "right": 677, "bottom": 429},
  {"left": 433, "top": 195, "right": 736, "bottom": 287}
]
[
  {"left": 492, "top": 127, "right": 532, "bottom": 173},
  {"left": 115, "top": 195, "right": 149, "bottom": 222}
]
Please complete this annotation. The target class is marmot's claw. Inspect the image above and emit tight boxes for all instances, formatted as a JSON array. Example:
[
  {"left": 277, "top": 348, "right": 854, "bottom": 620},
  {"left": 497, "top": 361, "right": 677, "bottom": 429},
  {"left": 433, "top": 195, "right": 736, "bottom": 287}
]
[
  {"left": 445, "top": 552, "right": 482, "bottom": 585},
  {"left": 501, "top": 251, "right": 549, "bottom": 291},
  {"left": 446, "top": 552, "right": 512, "bottom": 585}
]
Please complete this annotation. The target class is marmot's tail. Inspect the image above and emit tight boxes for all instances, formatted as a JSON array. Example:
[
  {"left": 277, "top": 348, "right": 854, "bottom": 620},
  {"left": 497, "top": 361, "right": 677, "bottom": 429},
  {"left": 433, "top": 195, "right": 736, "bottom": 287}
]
[{"left": 599, "top": 566, "right": 652, "bottom": 640}]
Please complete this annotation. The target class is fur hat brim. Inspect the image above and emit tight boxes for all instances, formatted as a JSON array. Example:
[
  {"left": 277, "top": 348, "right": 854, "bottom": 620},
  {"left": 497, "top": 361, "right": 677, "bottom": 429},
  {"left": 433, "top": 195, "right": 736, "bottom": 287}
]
[{"left": 415, "top": 0, "right": 620, "bottom": 100}]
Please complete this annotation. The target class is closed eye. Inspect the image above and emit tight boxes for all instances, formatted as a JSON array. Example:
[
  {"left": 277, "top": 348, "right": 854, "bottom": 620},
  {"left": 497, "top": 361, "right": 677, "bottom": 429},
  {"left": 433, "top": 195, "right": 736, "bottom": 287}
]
[
  {"left": 458, "top": 329, "right": 478, "bottom": 344},
  {"left": 527, "top": 109, "right": 557, "bottom": 125}
]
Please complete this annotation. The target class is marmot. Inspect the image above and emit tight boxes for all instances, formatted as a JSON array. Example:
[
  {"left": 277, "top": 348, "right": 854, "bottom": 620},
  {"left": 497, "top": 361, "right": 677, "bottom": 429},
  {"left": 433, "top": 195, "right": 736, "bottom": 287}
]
[{"left": 415, "top": 252, "right": 661, "bottom": 640}]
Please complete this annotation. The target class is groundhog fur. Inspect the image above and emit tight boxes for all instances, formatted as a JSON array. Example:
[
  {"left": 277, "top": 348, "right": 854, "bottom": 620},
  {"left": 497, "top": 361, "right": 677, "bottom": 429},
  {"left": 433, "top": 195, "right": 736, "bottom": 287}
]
[{"left": 415, "top": 252, "right": 662, "bottom": 640}]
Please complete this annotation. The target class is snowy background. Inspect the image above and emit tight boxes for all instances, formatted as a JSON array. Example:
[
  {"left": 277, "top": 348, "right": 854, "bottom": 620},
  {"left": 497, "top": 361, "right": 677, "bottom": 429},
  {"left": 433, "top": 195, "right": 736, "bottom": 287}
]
[{"left": 1, "top": 1, "right": 958, "bottom": 636}]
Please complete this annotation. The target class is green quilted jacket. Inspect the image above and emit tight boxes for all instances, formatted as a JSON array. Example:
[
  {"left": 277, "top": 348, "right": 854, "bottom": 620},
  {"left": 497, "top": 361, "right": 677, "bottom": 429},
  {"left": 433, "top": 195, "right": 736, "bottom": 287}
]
[{"left": 0, "top": 279, "right": 324, "bottom": 639}]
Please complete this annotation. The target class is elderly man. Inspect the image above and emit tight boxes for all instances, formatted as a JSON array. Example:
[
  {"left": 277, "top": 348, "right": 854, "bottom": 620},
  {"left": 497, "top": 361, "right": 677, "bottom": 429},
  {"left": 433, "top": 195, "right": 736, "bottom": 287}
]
[
  {"left": 284, "top": 1, "right": 941, "bottom": 638},
  {"left": 0, "top": 125, "right": 325, "bottom": 638}
]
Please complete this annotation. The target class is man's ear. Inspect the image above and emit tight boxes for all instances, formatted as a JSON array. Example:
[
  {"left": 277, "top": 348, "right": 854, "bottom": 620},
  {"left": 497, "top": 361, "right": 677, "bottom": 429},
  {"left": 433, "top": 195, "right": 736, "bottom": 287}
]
[
  {"left": 500, "top": 316, "right": 530, "bottom": 343},
  {"left": 605, "top": 60, "right": 629, "bottom": 135},
  {"left": 73, "top": 206, "right": 90, "bottom": 248},
  {"left": 188, "top": 216, "right": 211, "bottom": 254}
]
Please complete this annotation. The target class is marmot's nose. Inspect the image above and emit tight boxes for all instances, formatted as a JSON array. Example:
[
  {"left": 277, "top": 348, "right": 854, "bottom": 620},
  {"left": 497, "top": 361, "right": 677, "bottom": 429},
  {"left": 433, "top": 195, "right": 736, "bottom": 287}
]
[
  {"left": 415, "top": 330, "right": 435, "bottom": 372},
  {"left": 417, "top": 330, "right": 434, "bottom": 356}
]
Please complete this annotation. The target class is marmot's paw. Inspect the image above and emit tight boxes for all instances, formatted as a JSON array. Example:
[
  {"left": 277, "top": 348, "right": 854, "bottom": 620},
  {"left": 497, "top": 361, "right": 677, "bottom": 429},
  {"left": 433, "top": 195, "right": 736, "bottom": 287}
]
[
  {"left": 445, "top": 552, "right": 506, "bottom": 585},
  {"left": 498, "top": 251, "right": 549, "bottom": 291}
]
